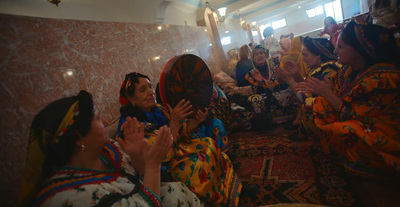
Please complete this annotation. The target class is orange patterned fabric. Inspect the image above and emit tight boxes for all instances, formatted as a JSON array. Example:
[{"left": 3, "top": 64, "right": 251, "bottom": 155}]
[{"left": 313, "top": 63, "right": 400, "bottom": 179}]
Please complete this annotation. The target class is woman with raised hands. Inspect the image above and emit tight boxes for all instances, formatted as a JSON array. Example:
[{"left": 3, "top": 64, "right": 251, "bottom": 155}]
[
  {"left": 277, "top": 37, "right": 341, "bottom": 139},
  {"left": 116, "top": 72, "right": 244, "bottom": 206},
  {"left": 18, "top": 90, "right": 202, "bottom": 207},
  {"left": 299, "top": 21, "right": 400, "bottom": 179}
]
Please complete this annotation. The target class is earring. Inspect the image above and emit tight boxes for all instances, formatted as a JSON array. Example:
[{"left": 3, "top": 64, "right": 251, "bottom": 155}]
[{"left": 81, "top": 143, "right": 86, "bottom": 151}]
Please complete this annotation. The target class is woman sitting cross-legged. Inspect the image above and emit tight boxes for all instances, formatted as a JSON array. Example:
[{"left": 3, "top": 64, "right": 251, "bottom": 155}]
[
  {"left": 278, "top": 37, "right": 341, "bottom": 139},
  {"left": 116, "top": 72, "right": 243, "bottom": 206},
  {"left": 18, "top": 90, "right": 203, "bottom": 207},
  {"left": 245, "top": 44, "right": 298, "bottom": 131},
  {"left": 299, "top": 21, "right": 400, "bottom": 180}
]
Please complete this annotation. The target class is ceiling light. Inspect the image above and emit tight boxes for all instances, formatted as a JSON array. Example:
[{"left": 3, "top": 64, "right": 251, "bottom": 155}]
[{"left": 218, "top": 7, "right": 227, "bottom": 17}]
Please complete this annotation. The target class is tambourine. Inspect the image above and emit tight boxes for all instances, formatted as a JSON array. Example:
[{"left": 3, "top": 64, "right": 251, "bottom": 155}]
[{"left": 159, "top": 54, "right": 213, "bottom": 114}]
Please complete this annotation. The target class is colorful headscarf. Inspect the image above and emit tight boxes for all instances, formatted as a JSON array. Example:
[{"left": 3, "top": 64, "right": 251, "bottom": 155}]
[
  {"left": 280, "top": 38, "right": 291, "bottom": 55},
  {"left": 303, "top": 37, "right": 337, "bottom": 62},
  {"left": 119, "top": 72, "right": 150, "bottom": 106},
  {"left": 341, "top": 21, "right": 399, "bottom": 66},
  {"left": 288, "top": 36, "right": 309, "bottom": 78},
  {"left": 354, "top": 23, "right": 376, "bottom": 58},
  {"left": 18, "top": 90, "right": 93, "bottom": 206},
  {"left": 311, "top": 38, "right": 337, "bottom": 60}
]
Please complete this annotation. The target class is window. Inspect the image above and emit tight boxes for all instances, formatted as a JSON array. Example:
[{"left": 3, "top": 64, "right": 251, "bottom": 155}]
[
  {"left": 315, "top": 5, "right": 324, "bottom": 15},
  {"left": 271, "top": 18, "right": 286, "bottom": 29},
  {"left": 306, "top": 0, "right": 343, "bottom": 21},
  {"left": 306, "top": 5, "right": 323, "bottom": 18},
  {"left": 221, "top": 36, "right": 231, "bottom": 45}
]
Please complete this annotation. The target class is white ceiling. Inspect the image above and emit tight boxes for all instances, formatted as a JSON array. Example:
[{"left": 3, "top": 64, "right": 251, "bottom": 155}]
[{"left": 0, "top": 0, "right": 334, "bottom": 26}]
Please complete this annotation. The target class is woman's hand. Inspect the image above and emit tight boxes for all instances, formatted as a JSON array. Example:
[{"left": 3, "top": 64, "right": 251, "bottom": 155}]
[
  {"left": 117, "top": 117, "right": 147, "bottom": 156},
  {"left": 187, "top": 108, "right": 209, "bottom": 133},
  {"left": 301, "top": 77, "right": 334, "bottom": 97},
  {"left": 297, "top": 77, "right": 342, "bottom": 111},
  {"left": 168, "top": 99, "right": 193, "bottom": 142},
  {"left": 141, "top": 125, "right": 173, "bottom": 197},
  {"left": 117, "top": 117, "right": 148, "bottom": 173},
  {"left": 168, "top": 99, "right": 193, "bottom": 124},
  {"left": 143, "top": 125, "right": 173, "bottom": 170},
  {"left": 275, "top": 66, "right": 294, "bottom": 83},
  {"left": 250, "top": 70, "right": 265, "bottom": 85}
]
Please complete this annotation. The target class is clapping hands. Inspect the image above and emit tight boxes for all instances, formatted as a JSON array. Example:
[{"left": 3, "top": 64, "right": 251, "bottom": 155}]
[
  {"left": 117, "top": 117, "right": 173, "bottom": 172},
  {"left": 296, "top": 77, "right": 333, "bottom": 97}
]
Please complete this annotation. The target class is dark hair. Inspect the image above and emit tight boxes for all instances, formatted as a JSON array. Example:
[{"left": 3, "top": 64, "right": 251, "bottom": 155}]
[
  {"left": 120, "top": 72, "right": 150, "bottom": 100},
  {"left": 253, "top": 44, "right": 269, "bottom": 56},
  {"left": 324, "top": 16, "right": 337, "bottom": 26},
  {"left": 341, "top": 21, "right": 399, "bottom": 67},
  {"left": 119, "top": 72, "right": 151, "bottom": 122},
  {"left": 303, "top": 36, "right": 336, "bottom": 62},
  {"left": 31, "top": 90, "right": 94, "bottom": 177},
  {"left": 374, "top": 0, "right": 391, "bottom": 9},
  {"left": 248, "top": 43, "right": 253, "bottom": 47}
]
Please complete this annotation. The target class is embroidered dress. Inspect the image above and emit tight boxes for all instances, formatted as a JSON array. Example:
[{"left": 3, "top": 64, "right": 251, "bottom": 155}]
[
  {"left": 35, "top": 141, "right": 203, "bottom": 207},
  {"left": 313, "top": 63, "right": 400, "bottom": 179},
  {"left": 209, "top": 84, "right": 255, "bottom": 132},
  {"left": 245, "top": 59, "right": 298, "bottom": 123},
  {"left": 117, "top": 105, "right": 242, "bottom": 207},
  {"left": 297, "top": 61, "right": 341, "bottom": 138}
]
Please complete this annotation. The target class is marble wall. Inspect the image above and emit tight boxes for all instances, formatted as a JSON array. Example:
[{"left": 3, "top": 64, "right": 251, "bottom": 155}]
[{"left": 0, "top": 13, "right": 232, "bottom": 205}]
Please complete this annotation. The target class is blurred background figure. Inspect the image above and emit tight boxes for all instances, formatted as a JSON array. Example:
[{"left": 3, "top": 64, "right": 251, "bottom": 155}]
[{"left": 320, "top": 16, "right": 341, "bottom": 47}]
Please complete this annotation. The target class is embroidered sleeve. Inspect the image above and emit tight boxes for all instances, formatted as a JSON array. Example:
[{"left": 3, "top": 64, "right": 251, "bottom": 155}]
[
  {"left": 337, "top": 67, "right": 399, "bottom": 121},
  {"left": 137, "top": 185, "right": 162, "bottom": 207}
]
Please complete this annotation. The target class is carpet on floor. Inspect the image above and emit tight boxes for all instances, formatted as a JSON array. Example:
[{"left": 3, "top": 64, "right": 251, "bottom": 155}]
[{"left": 229, "top": 131, "right": 360, "bottom": 207}]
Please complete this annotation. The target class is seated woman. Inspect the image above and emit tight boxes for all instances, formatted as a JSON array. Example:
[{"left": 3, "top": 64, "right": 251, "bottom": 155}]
[
  {"left": 227, "top": 49, "right": 239, "bottom": 79},
  {"left": 300, "top": 21, "right": 400, "bottom": 179},
  {"left": 236, "top": 44, "right": 253, "bottom": 87},
  {"left": 278, "top": 37, "right": 341, "bottom": 139},
  {"left": 116, "top": 72, "right": 242, "bottom": 206},
  {"left": 209, "top": 77, "right": 255, "bottom": 132},
  {"left": 18, "top": 90, "right": 202, "bottom": 207},
  {"left": 245, "top": 44, "right": 298, "bottom": 130},
  {"left": 287, "top": 36, "right": 309, "bottom": 78}
]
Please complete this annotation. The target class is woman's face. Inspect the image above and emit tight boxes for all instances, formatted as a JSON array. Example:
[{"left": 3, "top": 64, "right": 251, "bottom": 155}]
[
  {"left": 83, "top": 107, "right": 110, "bottom": 150},
  {"left": 128, "top": 77, "right": 156, "bottom": 112},
  {"left": 253, "top": 49, "right": 267, "bottom": 66},
  {"left": 334, "top": 34, "right": 363, "bottom": 67},
  {"left": 301, "top": 45, "right": 321, "bottom": 69}
]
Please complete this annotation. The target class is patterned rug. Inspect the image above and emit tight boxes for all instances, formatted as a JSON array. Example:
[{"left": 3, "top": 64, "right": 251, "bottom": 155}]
[{"left": 229, "top": 130, "right": 360, "bottom": 207}]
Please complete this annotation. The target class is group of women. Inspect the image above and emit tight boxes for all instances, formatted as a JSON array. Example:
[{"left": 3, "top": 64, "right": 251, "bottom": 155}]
[
  {"left": 18, "top": 20, "right": 400, "bottom": 207},
  {"left": 279, "top": 21, "right": 400, "bottom": 179}
]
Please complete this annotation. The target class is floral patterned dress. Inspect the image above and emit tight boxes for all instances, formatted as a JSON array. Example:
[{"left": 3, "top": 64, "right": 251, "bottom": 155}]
[
  {"left": 209, "top": 84, "right": 255, "bottom": 131},
  {"left": 117, "top": 105, "right": 242, "bottom": 207},
  {"left": 35, "top": 141, "right": 203, "bottom": 207},
  {"left": 313, "top": 63, "right": 400, "bottom": 179},
  {"left": 296, "top": 61, "right": 341, "bottom": 138}
]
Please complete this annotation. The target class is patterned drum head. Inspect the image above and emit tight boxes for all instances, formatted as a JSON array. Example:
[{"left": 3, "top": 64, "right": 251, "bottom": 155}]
[{"left": 159, "top": 54, "right": 213, "bottom": 112}]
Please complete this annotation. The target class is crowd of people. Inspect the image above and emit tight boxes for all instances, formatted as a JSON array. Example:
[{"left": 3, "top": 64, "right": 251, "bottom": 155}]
[{"left": 18, "top": 14, "right": 400, "bottom": 207}]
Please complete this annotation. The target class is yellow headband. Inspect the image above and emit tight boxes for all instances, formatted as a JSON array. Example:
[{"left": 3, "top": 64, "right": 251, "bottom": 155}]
[{"left": 53, "top": 101, "right": 79, "bottom": 144}]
